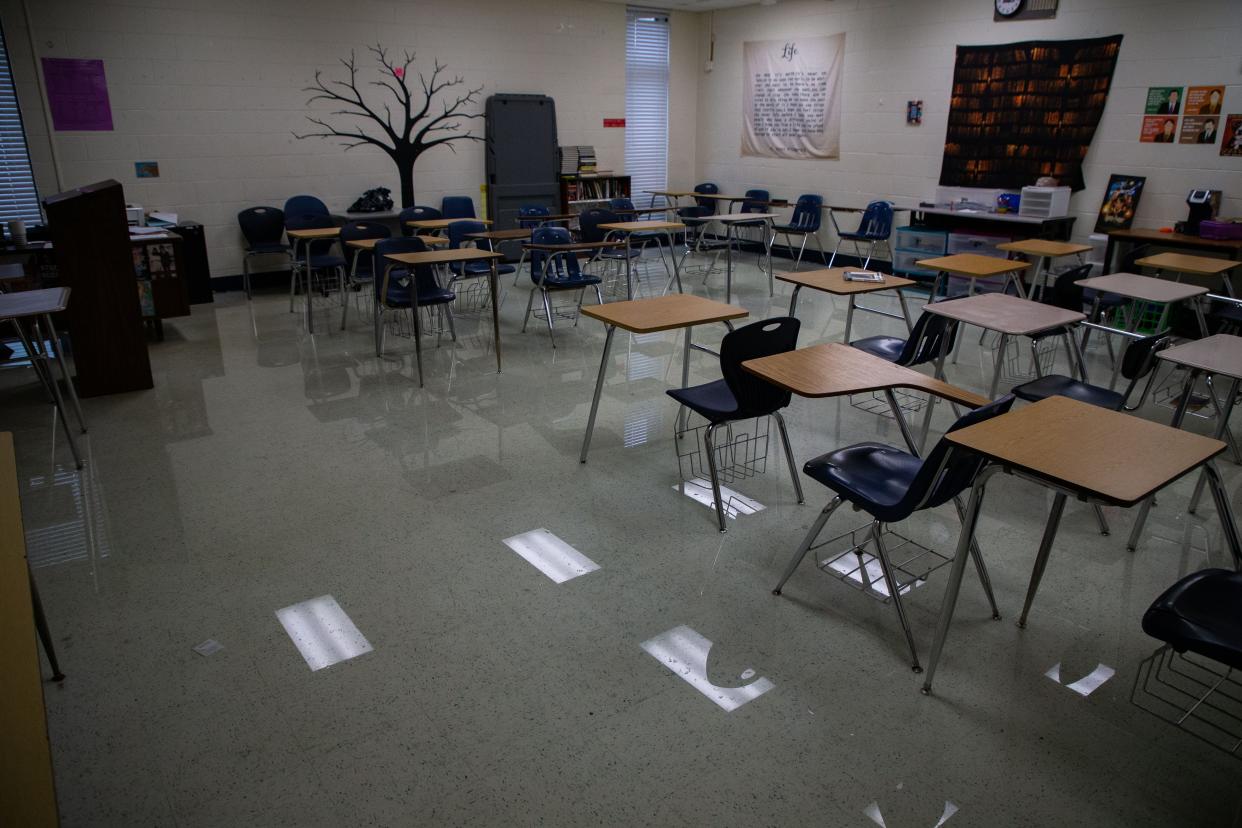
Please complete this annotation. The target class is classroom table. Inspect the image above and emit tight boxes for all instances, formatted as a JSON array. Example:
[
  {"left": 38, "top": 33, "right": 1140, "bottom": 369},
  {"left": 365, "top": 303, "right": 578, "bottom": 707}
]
[
  {"left": 917, "top": 253, "right": 1032, "bottom": 300},
  {"left": 995, "top": 239, "right": 1092, "bottom": 299},
  {"left": 286, "top": 226, "right": 342, "bottom": 334},
  {"left": 597, "top": 220, "right": 688, "bottom": 300},
  {"left": 1124, "top": 333, "right": 1242, "bottom": 551},
  {"left": 923, "top": 292, "right": 1086, "bottom": 398},
  {"left": 921, "top": 395, "right": 1239, "bottom": 695},
  {"left": 578, "top": 294, "right": 748, "bottom": 462},
  {"left": 405, "top": 218, "right": 493, "bottom": 232},
  {"left": 0, "top": 287, "right": 86, "bottom": 469},
  {"left": 778, "top": 267, "right": 915, "bottom": 341},
  {"left": 1134, "top": 251, "right": 1240, "bottom": 297},
  {"left": 704, "top": 212, "right": 779, "bottom": 303},
  {"left": 378, "top": 247, "right": 504, "bottom": 386},
  {"left": 1104, "top": 228, "right": 1242, "bottom": 275}
]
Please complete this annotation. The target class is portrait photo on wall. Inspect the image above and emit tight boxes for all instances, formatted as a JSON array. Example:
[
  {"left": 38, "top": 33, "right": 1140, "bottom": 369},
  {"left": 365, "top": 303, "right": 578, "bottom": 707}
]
[
  {"left": 1223, "top": 115, "right": 1242, "bottom": 157},
  {"left": 1095, "top": 174, "right": 1146, "bottom": 233},
  {"left": 1186, "top": 85, "right": 1225, "bottom": 116},
  {"left": 1180, "top": 116, "right": 1219, "bottom": 145},
  {"left": 1144, "top": 86, "right": 1183, "bottom": 115},
  {"left": 1140, "top": 115, "right": 1178, "bottom": 143}
]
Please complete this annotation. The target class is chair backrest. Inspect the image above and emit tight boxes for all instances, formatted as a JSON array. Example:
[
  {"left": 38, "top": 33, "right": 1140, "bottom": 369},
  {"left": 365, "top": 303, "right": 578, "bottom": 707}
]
[
  {"left": 1119, "top": 330, "right": 1172, "bottom": 399},
  {"left": 529, "top": 226, "right": 580, "bottom": 284},
  {"left": 238, "top": 206, "right": 285, "bottom": 247},
  {"left": 1046, "top": 263, "right": 1093, "bottom": 312},
  {"left": 741, "top": 189, "right": 770, "bottom": 214},
  {"left": 718, "top": 317, "right": 801, "bottom": 418},
  {"left": 518, "top": 205, "right": 551, "bottom": 229},
  {"left": 339, "top": 221, "right": 391, "bottom": 272},
  {"left": 441, "top": 196, "right": 475, "bottom": 219},
  {"left": 693, "top": 182, "right": 719, "bottom": 210},
  {"left": 578, "top": 208, "right": 620, "bottom": 243},
  {"left": 284, "top": 213, "right": 337, "bottom": 256},
  {"left": 283, "top": 195, "right": 329, "bottom": 219},
  {"left": 790, "top": 194, "right": 823, "bottom": 232},
  {"left": 398, "top": 205, "right": 441, "bottom": 236},
  {"left": 904, "top": 395, "right": 1017, "bottom": 515},
  {"left": 609, "top": 198, "right": 635, "bottom": 212},
  {"left": 446, "top": 220, "right": 485, "bottom": 250},
  {"left": 858, "top": 200, "right": 894, "bottom": 239},
  {"left": 896, "top": 312, "right": 959, "bottom": 367},
  {"left": 373, "top": 236, "right": 435, "bottom": 303}
]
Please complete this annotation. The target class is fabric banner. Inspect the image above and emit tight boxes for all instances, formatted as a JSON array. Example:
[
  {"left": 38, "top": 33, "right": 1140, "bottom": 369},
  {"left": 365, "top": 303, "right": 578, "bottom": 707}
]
[{"left": 741, "top": 34, "right": 844, "bottom": 160}]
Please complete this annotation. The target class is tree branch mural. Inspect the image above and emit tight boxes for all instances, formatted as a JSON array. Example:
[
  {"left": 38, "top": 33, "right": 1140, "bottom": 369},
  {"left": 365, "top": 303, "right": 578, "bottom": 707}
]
[{"left": 294, "top": 45, "right": 484, "bottom": 208}]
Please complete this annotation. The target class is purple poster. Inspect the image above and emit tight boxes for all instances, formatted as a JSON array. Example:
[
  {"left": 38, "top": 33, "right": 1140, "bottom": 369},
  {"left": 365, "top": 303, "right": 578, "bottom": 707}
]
[{"left": 41, "top": 57, "right": 113, "bottom": 131}]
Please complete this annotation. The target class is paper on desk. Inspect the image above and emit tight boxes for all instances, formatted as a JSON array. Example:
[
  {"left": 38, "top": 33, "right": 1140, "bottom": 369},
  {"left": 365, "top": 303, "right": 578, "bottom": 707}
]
[
  {"left": 129, "top": 226, "right": 166, "bottom": 236},
  {"left": 149, "top": 211, "right": 178, "bottom": 225}
]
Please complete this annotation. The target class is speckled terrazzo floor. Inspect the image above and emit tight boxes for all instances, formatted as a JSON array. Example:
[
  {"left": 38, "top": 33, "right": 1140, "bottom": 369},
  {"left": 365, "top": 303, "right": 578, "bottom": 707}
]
[{"left": 6, "top": 251, "right": 1242, "bottom": 827}]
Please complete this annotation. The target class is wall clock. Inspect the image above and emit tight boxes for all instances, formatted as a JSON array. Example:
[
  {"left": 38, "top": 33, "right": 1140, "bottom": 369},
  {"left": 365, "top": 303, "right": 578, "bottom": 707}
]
[
  {"left": 995, "top": 0, "right": 1023, "bottom": 17},
  {"left": 995, "top": 0, "right": 1059, "bottom": 20}
]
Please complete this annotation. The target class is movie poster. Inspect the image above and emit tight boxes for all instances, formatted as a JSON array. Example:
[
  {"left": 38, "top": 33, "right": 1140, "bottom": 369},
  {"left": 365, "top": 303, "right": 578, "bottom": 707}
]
[
  {"left": 1222, "top": 115, "right": 1242, "bottom": 157},
  {"left": 1095, "top": 175, "right": 1146, "bottom": 233}
]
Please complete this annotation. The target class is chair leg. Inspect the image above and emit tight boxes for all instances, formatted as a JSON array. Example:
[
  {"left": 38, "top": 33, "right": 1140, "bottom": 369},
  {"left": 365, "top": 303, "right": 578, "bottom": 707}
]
[
  {"left": 541, "top": 289, "right": 556, "bottom": 348},
  {"left": 289, "top": 266, "right": 298, "bottom": 312},
  {"left": 870, "top": 523, "right": 922, "bottom": 673},
  {"left": 445, "top": 304, "right": 457, "bottom": 342},
  {"left": 951, "top": 496, "right": 1001, "bottom": 620},
  {"left": 773, "top": 411, "right": 804, "bottom": 504},
  {"left": 795, "top": 234, "right": 808, "bottom": 271},
  {"left": 522, "top": 288, "right": 536, "bottom": 333},
  {"left": 773, "top": 495, "right": 843, "bottom": 594},
  {"left": 703, "top": 422, "right": 728, "bottom": 533},
  {"left": 828, "top": 238, "right": 842, "bottom": 268},
  {"left": 243, "top": 257, "right": 252, "bottom": 299},
  {"left": 411, "top": 302, "right": 425, "bottom": 388}
]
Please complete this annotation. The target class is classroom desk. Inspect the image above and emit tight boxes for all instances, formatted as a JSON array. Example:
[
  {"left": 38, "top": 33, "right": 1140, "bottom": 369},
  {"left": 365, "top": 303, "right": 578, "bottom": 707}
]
[
  {"left": 597, "top": 220, "right": 687, "bottom": 300},
  {"left": 1134, "top": 251, "right": 1240, "bottom": 297},
  {"left": 912, "top": 207, "right": 1076, "bottom": 241},
  {"left": 1125, "top": 333, "right": 1242, "bottom": 550},
  {"left": 286, "top": 226, "right": 343, "bottom": 334},
  {"left": 995, "top": 239, "right": 1093, "bottom": 299},
  {"left": 923, "top": 293, "right": 1086, "bottom": 398},
  {"left": 345, "top": 236, "right": 447, "bottom": 250},
  {"left": 917, "top": 253, "right": 1032, "bottom": 300},
  {"left": 704, "top": 212, "right": 779, "bottom": 303},
  {"left": 0, "top": 432, "right": 60, "bottom": 828},
  {"left": 1104, "top": 228, "right": 1242, "bottom": 275},
  {"left": 778, "top": 267, "right": 914, "bottom": 342},
  {"left": 379, "top": 248, "right": 504, "bottom": 386},
  {"left": 921, "top": 395, "right": 1239, "bottom": 695},
  {"left": 405, "top": 218, "right": 493, "bottom": 232},
  {"left": 0, "top": 288, "right": 86, "bottom": 469},
  {"left": 579, "top": 294, "right": 748, "bottom": 462}
]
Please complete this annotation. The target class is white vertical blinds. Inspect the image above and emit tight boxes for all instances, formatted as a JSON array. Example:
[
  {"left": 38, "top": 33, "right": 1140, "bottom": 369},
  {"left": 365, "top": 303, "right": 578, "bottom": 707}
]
[
  {"left": 0, "top": 23, "right": 41, "bottom": 226},
  {"left": 625, "top": 8, "right": 669, "bottom": 208}
]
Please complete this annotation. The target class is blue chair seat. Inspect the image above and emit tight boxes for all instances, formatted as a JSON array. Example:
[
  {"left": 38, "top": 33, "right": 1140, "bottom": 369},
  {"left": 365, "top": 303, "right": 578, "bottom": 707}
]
[
  {"left": 803, "top": 442, "right": 923, "bottom": 524},
  {"left": 308, "top": 253, "right": 345, "bottom": 269},
  {"left": 602, "top": 247, "right": 643, "bottom": 260},
  {"left": 1012, "top": 374, "right": 1124, "bottom": 409},
  {"left": 666, "top": 379, "right": 738, "bottom": 424},
  {"left": 1143, "top": 568, "right": 1242, "bottom": 671},
  {"left": 247, "top": 241, "right": 290, "bottom": 254},
  {"left": 542, "top": 272, "right": 602, "bottom": 291},
  {"left": 771, "top": 222, "right": 815, "bottom": 233},
  {"left": 381, "top": 272, "right": 455, "bottom": 308},
  {"left": 451, "top": 261, "right": 516, "bottom": 277},
  {"left": 850, "top": 335, "right": 906, "bottom": 362},
  {"left": 838, "top": 229, "right": 883, "bottom": 241}
]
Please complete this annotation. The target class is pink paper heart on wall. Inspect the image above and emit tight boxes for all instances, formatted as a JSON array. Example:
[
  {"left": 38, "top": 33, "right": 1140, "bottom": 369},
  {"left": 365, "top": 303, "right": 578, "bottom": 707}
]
[{"left": 394, "top": 67, "right": 404, "bottom": 78}]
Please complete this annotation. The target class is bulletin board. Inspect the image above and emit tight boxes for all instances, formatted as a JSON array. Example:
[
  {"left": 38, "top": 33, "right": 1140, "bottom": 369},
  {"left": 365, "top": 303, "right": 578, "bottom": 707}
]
[{"left": 938, "top": 35, "right": 1123, "bottom": 192}]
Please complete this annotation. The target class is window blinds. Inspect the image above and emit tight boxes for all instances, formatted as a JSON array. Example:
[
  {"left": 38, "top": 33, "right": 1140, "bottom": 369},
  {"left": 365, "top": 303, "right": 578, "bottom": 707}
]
[
  {"left": 0, "top": 23, "right": 41, "bottom": 226},
  {"left": 625, "top": 8, "right": 670, "bottom": 207}
]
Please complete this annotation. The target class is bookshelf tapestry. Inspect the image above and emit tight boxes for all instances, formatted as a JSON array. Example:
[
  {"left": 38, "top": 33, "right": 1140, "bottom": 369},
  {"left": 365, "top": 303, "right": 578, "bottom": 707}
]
[{"left": 939, "top": 35, "right": 1122, "bottom": 192}]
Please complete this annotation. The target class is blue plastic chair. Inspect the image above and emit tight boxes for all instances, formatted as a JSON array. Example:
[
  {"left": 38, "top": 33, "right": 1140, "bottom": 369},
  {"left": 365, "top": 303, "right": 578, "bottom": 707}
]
[
  {"left": 851, "top": 310, "right": 959, "bottom": 367},
  {"left": 518, "top": 205, "right": 552, "bottom": 229},
  {"left": 830, "top": 200, "right": 894, "bottom": 269},
  {"left": 283, "top": 194, "right": 329, "bottom": 223},
  {"left": 237, "top": 206, "right": 290, "bottom": 299},
  {"left": 666, "top": 317, "right": 805, "bottom": 533},
  {"left": 441, "top": 196, "right": 475, "bottom": 219},
  {"left": 771, "top": 194, "right": 827, "bottom": 270},
  {"left": 372, "top": 237, "right": 457, "bottom": 386},
  {"left": 1144, "top": 569, "right": 1242, "bottom": 670},
  {"left": 284, "top": 213, "right": 345, "bottom": 314},
  {"left": 675, "top": 183, "right": 719, "bottom": 249},
  {"left": 398, "top": 205, "right": 442, "bottom": 237},
  {"left": 445, "top": 220, "right": 516, "bottom": 283},
  {"left": 338, "top": 221, "right": 391, "bottom": 329},
  {"left": 772, "top": 395, "right": 1015, "bottom": 671},
  {"left": 522, "top": 226, "right": 604, "bottom": 348}
]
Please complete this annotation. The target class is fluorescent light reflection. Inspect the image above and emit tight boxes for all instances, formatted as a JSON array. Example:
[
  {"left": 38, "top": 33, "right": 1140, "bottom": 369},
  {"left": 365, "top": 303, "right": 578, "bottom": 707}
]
[
  {"left": 502, "top": 528, "right": 600, "bottom": 584},
  {"left": 275, "top": 595, "right": 373, "bottom": 671},
  {"left": 823, "top": 551, "right": 923, "bottom": 598},
  {"left": 640, "top": 625, "right": 774, "bottom": 712},
  {"left": 1045, "top": 662, "right": 1115, "bottom": 697},
  {"left": 674, "top": 478, "right": 764, "bottom": 518},
  {"left": 623, "top": 400, "right": 663, "bottom": 448}
]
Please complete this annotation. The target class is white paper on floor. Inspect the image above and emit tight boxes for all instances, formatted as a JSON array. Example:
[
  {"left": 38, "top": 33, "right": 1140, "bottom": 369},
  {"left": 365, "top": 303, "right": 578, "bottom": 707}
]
[
  {"left": 640, "top": 625, "right": 774, "bottom": 711},
  {"left": 275, "top": 595, "right": 373, "bottom": 671},
  {"left": 1045, "top": 662, "right": 1115, "bottom": 696},
  {"left": 502, "top": 528, "right": 600, "bottom": 583},
  {"left": 192, "top": 639, "right": 223, "bottom": 657},
  {"left": 864, "top": 800, "right": 958, "bottom": 827},
  {"left": 674, "top": 478, "right": 765, "bottom": 519}
]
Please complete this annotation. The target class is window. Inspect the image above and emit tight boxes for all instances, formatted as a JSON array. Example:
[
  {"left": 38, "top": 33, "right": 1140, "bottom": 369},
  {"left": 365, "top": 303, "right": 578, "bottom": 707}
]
[
  {"left": 0, "top": 21, "right": 41, "bottom": 226},
  {"left": 625, "top": 8, "right": 669, "bottom": 207}
]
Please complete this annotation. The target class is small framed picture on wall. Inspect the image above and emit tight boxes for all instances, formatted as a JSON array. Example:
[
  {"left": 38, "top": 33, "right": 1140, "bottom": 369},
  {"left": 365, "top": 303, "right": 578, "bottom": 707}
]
[
  {"left": 1095, "top": 174, "right": 1146, "bottom": 233},
  {"left": 906, "top": 100, "right": 923, "bottom": 126}
]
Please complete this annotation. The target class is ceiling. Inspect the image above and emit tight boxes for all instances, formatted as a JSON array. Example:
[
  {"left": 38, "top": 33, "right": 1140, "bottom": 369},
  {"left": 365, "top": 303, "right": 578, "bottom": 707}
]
[{"left": 597, "top": 0, "right": 768, "bottom": 10}]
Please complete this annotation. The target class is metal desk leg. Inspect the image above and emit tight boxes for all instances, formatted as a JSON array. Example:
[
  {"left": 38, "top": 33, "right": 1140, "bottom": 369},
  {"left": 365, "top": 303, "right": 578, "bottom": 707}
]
[
  {"left": 1188, "top": 377, "right": 1239, "bottom": 514},
  {"left": 918, "top": 327, "right": 956, "bottom": 452},
  {"left": 411, "top": 293, "right": 425, "bottom": 387},
  {"left": 897, "top": 289, "right": 913, "bottom": 332},
  {"left": 725, "top": 224, "right": 735, "bottom": 304},
  {"left": 766, "top": 218, "right": 774, "bottom": 297},
  {"left": 29, "top": 567, "right": 64, "bottom": 682},
  {"left": 1017, "top": 491, "right": 1067, "bottom": 628},
  {"left": 843, "top": 296, "right": 856, "bottom": 344},
  {"left": 922, "top": 465, "right": 997, "bottom": 695},
  {"left": 305, "top": 245, "right": 315, "bottom": 334},
  {"left": 988, "top": 333, "right": 1008, "bottom": 399},
  {"left": 1127, "top": 368, "right": 1199, "bottom": 551},
  {"left": 20, "top": 320, "right": 82, "bottom": 469},
  {"left": 677, "top": 326, "right": 693, "bottom": 435},
  {"left": 1203, "top": 461, "right": 1242, "bottom": 568},
  {"left": 580, "top": 325, "right": 618, "bottom": 463},
  {"left": 624, "top": 234, "right": 634, "bottom": 301},
  {"left": 41, "top": 314, "right": 86, "bottom": 433},
  {"left": 489, "top": 260, "right": 502, "bottom": 373},
  {"left": 788, "top": 285, "right": 803, "bottom": 316}
]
